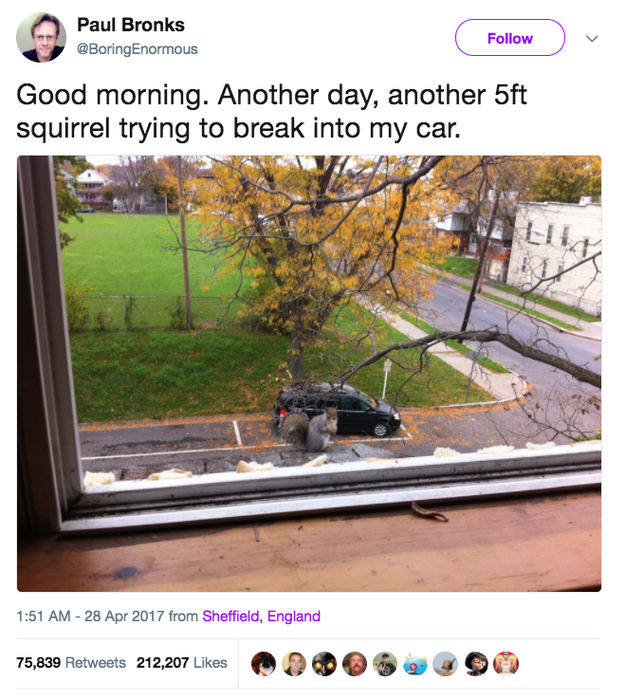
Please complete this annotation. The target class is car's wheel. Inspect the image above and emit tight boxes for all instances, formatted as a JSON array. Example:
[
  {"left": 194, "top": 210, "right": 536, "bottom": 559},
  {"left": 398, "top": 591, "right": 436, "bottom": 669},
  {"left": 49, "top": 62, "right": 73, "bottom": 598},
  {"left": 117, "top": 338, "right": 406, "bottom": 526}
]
[{"left": 371, "top": 421, "right": 390, "bottom": 438}]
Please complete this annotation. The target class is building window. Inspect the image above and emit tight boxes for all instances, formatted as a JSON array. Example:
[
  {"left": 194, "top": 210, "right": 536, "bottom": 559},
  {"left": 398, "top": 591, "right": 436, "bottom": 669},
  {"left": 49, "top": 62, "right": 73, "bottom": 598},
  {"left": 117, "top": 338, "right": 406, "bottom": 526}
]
[
  {"left": 526, "top": 221, "right": 533, "bottom": 241},
  {"left": 583, "top": 238, "right": 590, "bottom": 257},
  {"left": 556, "top": 264, "right": 563, "bottom": 282},
  {"left": 521, "top": 256, "right": 528, "bottom": 273},
  {"left": 541, "top": 261, "right": 548, "bottom": 279},
  {"left": 546, "top": 225, "right": 553, "bottom": 244},
  {"left": 561, "top": 226, "right": 569, "bottom": 247}
]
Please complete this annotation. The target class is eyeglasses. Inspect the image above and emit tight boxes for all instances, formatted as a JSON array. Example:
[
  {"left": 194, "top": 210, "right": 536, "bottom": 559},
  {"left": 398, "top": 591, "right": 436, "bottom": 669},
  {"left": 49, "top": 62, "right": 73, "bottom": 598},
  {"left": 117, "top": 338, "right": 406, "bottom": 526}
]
[{"left": 34, "top": 35, "right": 56, "bottom": 42}]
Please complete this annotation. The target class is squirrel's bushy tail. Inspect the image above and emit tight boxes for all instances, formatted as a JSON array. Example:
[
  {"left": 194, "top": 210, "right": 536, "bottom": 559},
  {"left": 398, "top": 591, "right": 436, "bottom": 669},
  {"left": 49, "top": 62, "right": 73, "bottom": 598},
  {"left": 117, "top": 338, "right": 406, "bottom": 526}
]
[{"left": 281, "top": 412, "right": 309, "bottom": 444}]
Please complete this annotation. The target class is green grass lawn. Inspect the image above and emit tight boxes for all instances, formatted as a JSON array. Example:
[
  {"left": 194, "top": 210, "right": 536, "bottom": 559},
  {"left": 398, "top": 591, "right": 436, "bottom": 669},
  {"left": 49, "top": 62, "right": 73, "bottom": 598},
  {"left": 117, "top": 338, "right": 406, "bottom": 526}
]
[
  {"left": 63, "top": 215, "right": 494, "bottom": 423},
  {"left": 71, "top": 326, "right": 493, "bottom": 423},
  {"left": 61, "top": 213, "right": 244, "bottom": 298},
  {"left": 432, "top": 256, "right": 479, "bottom": 278},
  {"left": 309, "top": 304, "right": 494, "bottom": 408},
  {"left": 70, "top": 330, "right": 290, "bottom": 422}
]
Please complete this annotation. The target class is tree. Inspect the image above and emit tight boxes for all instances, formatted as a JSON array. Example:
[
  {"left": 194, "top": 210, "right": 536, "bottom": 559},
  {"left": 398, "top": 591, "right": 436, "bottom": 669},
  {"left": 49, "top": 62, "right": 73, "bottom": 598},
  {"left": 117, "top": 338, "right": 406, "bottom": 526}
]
[
  {"left": 53, "top": 156, "right": 91, "bottom": 248},
  {"left": 193, "top": 156, "right": 450, "bottom": 378},
  {"left": 104, "top": 156, "right": 163, "bottom": 213},
  {"left": 180, "top": 155, "right": 600, "bottom": 439},
  {"left": 173, "top": 156, "right": 205, "bottom": 330},
  {"left": 527, "top": 156, "right": 601, "bottom": 204},
  {"left": 152, "top": 155, "right": 193, "bottom": 211},
  {"left": 154, "top": 156, "right": 207, "bottom": 330}
]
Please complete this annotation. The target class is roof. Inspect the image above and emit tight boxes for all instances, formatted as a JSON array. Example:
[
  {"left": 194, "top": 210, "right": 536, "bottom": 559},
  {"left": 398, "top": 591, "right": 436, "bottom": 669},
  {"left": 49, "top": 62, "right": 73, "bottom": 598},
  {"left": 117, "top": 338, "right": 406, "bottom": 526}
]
[
  {"left": 76, "top": 169, "right": 111, "bottom": 185},
  {"left": 517, "top": 200, "right": 601, "bottom": 209}
]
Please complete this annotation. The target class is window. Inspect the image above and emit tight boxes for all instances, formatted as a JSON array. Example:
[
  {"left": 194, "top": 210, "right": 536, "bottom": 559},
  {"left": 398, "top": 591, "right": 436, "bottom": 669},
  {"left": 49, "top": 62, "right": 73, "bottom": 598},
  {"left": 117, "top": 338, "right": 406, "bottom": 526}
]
[
  {"left": 541, "top": 261, "right": 548, "bottom": 279},
  {"left": 583, "top": 238, "right": 590, "bottom": 257},
  {"left": 546, "top": 225, "right": 553, "bottom": 244},
  {"left": 561, "top": 226, "right": 569, "bottom": 246},
  {"left": 526, "top": 221, "right": 533, "bottom": 241},
  {"left": 521, "top": 256, "right": 528, "bottom": 273},
  {"left": 341, "top": 396, "right": 365, "bottom": 411},
  {"left": 17, "top": 157, "right": 601, "bottom": 536},
  {"left": 556, "top": 263, "right": 564, "bottom": 282}
]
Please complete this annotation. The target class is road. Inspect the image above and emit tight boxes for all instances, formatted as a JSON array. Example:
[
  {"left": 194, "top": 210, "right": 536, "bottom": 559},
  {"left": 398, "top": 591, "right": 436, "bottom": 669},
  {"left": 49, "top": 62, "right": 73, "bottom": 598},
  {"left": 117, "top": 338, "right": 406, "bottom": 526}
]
[
  {"left": 415, "top": 278, "right": 602, "bottom": 437},
  {"left": 419, "top": 279, "right": 601, "bottom": 371}
]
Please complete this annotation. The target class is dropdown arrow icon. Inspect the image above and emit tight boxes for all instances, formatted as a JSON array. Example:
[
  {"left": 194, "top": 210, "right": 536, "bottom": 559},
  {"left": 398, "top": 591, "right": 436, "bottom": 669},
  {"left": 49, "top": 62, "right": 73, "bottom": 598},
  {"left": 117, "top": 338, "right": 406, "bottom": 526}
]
[{"left": 587, "top": 35, "right": 598, "bottom": 42}]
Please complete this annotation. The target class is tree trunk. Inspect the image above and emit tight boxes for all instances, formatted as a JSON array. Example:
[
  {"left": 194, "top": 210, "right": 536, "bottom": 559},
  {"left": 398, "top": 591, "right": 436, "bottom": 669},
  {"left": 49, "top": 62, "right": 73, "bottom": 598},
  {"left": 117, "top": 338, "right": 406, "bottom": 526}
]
[
  {"left": 460, "top": 189, "right": 501, "bottom": 335},
  {"left": 177, "top": 156, "right": 193, "bottom": 331},
  {"left": 288, "top": 327, "right": 306, "bottom": 380}
]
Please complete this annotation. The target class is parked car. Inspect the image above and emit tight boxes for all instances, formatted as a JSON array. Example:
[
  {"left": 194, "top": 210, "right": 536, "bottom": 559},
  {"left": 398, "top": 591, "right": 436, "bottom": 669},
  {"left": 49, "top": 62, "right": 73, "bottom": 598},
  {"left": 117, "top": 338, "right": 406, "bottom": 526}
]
[
  {"left": 77, "top": 206, "right": 95, "bottom": 213},
  {"left": 273, "top": 382, "right": 402, "bottom": 437}
]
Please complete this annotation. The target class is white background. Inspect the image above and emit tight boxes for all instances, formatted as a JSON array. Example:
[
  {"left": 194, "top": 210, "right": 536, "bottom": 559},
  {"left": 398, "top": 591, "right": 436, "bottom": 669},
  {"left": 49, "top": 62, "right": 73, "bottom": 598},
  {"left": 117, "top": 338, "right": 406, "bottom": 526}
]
[{"left": 8, "top": 1, "right": 617, "bottom": 698}]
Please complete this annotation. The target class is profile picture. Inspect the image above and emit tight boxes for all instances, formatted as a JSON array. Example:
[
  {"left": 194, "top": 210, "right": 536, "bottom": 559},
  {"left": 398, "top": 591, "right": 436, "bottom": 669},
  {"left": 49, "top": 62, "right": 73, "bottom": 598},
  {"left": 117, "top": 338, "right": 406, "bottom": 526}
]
[
  {"left": 465, "top": 651, "right": 488, "bottom": 676},
  {"left": 433, "top": 651, "right": 458, "bottom": 676},
  {"left": 312, "top": 651, "right": 337, "bottom": 676},
  {"left": 282, "top": 651, "right": 306, "bottom": 677},
  {"left": 373, "top": 651, "right": 397, "bottom": 676},
  {"left": 251, "top": 651, "right": 275, "bottom": 676},
  {"left": 403, "top": 654, "right": 428, "bottom": 675},
  {"left": 494, "top": 651, "right": 519, "bottom": 675},
  {"left": 17, "top": 13, "right": 66, "bottom": 63},
  {"left": 342, "top": 651, "right": 367, "bottom": 676}
]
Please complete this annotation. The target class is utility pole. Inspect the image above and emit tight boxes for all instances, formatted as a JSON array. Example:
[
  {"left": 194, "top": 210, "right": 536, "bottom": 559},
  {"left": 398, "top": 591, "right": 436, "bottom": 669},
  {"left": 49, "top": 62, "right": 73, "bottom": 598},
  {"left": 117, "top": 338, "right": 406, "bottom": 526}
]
[
  {"left": 460, "top": 188, "right": 501, "bottom": 335},
  {"left": 177, "top": 156, "right": 193, "bottom": 331}
]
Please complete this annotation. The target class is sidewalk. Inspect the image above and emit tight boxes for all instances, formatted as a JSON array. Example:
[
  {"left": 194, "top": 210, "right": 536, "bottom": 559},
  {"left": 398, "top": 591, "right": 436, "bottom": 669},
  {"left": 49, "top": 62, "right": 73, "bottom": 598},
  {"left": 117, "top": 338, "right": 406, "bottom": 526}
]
[
  {"left": 362, "top": 300, "right": 524, "bottom": 404},
  {"left": 425, "top": 265, "right": 602, "bottom": 342}
]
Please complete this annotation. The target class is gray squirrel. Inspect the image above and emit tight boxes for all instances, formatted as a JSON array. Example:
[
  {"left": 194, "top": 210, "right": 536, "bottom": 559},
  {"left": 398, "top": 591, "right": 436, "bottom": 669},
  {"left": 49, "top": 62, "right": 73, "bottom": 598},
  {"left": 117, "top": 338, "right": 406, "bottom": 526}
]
[{"left": 281, "top": 408, "right": 338, "bottom": 452}]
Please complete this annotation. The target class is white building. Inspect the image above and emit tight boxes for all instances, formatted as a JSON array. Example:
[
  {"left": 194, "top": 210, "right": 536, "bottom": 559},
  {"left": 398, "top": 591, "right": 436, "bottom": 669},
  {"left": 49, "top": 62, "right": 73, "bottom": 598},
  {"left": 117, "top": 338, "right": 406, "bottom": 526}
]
[
  {"left": 433, "top": 191, "right": 517, "bottom": 260},
  {"left": 74, "top": 169, "right": 111, "bottom": 209},
  {"left": 507, "top": 199, "right": 601, "bottom": 315}
]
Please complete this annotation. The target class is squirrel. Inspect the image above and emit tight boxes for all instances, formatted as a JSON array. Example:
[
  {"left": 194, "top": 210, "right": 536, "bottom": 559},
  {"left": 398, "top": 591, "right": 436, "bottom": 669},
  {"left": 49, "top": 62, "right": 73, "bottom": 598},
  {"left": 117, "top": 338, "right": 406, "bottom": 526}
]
[{"left": 281, "top": 407, "right": 338, "bottom": 452}]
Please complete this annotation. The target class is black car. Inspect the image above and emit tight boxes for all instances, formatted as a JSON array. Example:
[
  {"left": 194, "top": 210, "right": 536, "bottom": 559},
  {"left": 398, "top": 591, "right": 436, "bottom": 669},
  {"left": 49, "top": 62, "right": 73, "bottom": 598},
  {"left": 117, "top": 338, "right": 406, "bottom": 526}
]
[{"left": 273, "top": 382, "right": 402, "bottom": 438}]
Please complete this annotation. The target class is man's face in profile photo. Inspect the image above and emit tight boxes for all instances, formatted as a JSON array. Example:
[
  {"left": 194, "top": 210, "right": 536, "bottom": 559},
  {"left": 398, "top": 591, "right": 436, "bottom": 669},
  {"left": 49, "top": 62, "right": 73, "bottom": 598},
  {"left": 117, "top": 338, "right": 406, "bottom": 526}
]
[
  {"left": 32, "top": 19, "right": 58, "bottom": 62},
  {"left": 21, "top": 14, "right": 64, "bottom": 63},
  {"left": 289, "top": 654, "right": 302, "bottom": 675},
  {"left": 349, "top": 654, "right": 365, "bottom": 676}
]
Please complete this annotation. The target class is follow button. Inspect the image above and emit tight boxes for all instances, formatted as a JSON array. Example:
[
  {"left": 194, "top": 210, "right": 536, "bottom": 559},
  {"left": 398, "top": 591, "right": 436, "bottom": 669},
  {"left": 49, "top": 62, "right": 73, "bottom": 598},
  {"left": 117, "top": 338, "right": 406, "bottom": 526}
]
[{"left": 456, "top": 19, "right": 565, "bottom": 56}]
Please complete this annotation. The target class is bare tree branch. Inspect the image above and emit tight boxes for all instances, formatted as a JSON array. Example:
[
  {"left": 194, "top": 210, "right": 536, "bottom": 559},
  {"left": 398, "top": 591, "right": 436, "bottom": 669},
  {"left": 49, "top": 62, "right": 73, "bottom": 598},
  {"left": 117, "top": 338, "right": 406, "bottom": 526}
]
[
  {"left": 341, "top": 329, "right": 601, "bottom": 389},
  {"left": 522, "top": 250, "right": 602, "bottom": 296}
]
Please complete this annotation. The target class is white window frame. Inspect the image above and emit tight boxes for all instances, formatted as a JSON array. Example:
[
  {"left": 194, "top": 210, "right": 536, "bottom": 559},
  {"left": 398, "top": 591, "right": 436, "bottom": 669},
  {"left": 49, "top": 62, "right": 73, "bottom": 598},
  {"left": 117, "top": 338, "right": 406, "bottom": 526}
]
[
  {"left": 546, "top": 224, "right": 553, "bottom": 244},
  {"left": 18, "top": 157, "right": 601, "bottom": 535}
]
